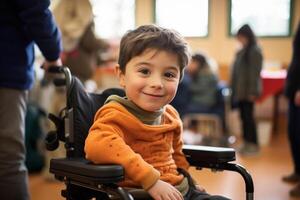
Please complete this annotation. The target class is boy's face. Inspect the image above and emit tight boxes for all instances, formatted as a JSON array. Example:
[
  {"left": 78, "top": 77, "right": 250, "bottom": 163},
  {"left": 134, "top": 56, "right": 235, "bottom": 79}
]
[{"left": 117, "top": 48, "right": 180, "bottom": 112}]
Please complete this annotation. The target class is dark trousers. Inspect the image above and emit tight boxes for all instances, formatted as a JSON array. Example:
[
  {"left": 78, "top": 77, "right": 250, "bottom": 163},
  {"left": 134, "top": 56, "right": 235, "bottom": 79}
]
[
  {"left": 287, "top": 100, "right": 300, "bottom": 174},
  {"left": 184, "top": 188, "right": 230, "bottom": 200},
  {"left": 179, "top": 169, "right": 230, "bottom": 200},
  {"left": 238, "top": 100, "right": 258, "bottom": 145},
  {"left": 68, "top": 170, "right": 231, "bottom": 200}
]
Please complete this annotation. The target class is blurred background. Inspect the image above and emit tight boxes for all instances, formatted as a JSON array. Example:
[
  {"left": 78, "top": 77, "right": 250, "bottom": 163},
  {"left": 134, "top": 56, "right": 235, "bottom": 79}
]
[{"left": 27, "top": 0, "right": 300, "bottom": 200}]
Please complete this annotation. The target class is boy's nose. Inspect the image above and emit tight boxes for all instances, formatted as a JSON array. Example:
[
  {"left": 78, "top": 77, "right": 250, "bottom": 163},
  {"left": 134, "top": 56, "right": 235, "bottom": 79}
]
[{"left": 149, "top": 75, "right": 163, "bottom": 89}]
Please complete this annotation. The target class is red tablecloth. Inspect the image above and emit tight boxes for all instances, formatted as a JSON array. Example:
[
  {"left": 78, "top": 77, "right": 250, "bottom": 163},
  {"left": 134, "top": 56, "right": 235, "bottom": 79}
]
[{"left": 257, "top": 69, "right": 287, "bottom": 102}]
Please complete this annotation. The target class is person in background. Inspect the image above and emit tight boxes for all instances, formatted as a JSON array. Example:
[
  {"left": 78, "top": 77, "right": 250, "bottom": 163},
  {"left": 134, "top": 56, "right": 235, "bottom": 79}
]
[
  {"left": 186, "top": 53, "right": 219, "bottom": 114},
  {"left": 170, "top": 68, "right": 191, "bottom": 117},
  {"left": 282, "top": 22, "right": 300, "bottom": 197},
  {"left": 53, "top": 0, "right": 109, "bottom": 83},
  {"left": 172, "top": 53, "right": 221, "bottom": 118},
  {"left": 230, "top": 24, "right": 263, "bottom": 155},
  {"left": 0, "top": 0, "right": 62, "bottom": 199}
]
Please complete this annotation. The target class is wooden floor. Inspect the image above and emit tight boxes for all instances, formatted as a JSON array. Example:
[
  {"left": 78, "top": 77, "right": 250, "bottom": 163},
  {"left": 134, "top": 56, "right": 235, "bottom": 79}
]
[{"left": 29, "top": 115, "right": 300, "bottom": 200}]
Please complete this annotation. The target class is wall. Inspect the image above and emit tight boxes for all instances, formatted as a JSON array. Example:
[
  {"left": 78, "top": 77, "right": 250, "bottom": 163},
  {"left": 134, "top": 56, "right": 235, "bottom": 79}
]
[{"left": 135, "top": 0, "right": 300, "bottom": 81}]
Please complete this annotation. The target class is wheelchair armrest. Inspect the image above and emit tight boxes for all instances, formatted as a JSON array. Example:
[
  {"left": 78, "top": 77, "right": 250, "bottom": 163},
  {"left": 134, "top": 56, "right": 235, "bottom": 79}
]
[
  {"left": 183, "top": 145, "right": 254, "bottom": 199},
  {"left": 182, "top": 145, "right": 236, "bottom": 167},
  {"left": 50, "top": 158, "right": 124, "bottom": 184}
]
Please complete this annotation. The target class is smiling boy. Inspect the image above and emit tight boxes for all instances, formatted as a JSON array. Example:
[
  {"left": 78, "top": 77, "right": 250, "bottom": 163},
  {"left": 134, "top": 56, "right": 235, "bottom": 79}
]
[{"left": 85, "top": 25, "right": 229, "bottom": 200}]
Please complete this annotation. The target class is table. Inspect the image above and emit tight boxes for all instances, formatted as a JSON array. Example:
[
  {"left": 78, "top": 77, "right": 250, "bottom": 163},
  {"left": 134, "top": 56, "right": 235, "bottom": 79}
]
[{"left": 257, "top": 69, "right": 287, "bottom": 134}]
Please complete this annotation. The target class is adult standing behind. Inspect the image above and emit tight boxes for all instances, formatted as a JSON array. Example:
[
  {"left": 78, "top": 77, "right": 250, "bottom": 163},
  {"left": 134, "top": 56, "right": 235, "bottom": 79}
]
[
  {"left": 0, "top": 0, "right": 62, "bottom": 199},
  {"left": 282, "top": 22, "right": 300, "bottom": 197},
  {"left": 230, "top": 24, "right": 263, "bottom": 155}
]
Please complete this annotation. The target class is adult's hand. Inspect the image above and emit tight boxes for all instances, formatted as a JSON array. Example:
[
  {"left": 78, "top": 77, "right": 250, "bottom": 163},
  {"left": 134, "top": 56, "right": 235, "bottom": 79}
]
[{"left": 42, "top": 59, "right": 62, "bottom": 71}]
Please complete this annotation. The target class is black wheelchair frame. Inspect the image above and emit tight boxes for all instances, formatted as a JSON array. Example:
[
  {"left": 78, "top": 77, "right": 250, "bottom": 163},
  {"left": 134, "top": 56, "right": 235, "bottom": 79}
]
[{"left": 45, "top": 66, "right": 254, "bottom": 200}]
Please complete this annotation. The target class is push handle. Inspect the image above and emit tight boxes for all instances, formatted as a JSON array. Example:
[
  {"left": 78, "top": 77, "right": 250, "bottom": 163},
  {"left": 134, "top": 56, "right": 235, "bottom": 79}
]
[{"left": 47, "top": 65, "right": 63, "bottom": 74}]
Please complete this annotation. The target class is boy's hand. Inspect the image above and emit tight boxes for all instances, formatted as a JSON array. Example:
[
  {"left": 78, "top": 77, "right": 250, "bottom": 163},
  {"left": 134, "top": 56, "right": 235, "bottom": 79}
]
[{"left": 147, "top": 180, "right": 183, "bottom": 200}]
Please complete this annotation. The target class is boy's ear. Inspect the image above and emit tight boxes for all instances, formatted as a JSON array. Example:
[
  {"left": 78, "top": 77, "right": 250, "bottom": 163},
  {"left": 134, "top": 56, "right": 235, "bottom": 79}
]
[{"left": 115, "top": 64, "right": 125, "bottom": 88}]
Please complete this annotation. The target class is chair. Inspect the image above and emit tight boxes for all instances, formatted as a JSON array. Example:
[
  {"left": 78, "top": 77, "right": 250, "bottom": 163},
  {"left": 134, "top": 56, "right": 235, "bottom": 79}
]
[
  {"left": 183, "top": 113, "right": 223, "bottom": 146},
  {"left": 183, "top": 83, "right": 232, "bottom": 147},
  {"left": 45, "top": 66, "right": 254, "bottom": 200},
  {"left": 183, "top": 82, "right": 229, "bottom": 132}
]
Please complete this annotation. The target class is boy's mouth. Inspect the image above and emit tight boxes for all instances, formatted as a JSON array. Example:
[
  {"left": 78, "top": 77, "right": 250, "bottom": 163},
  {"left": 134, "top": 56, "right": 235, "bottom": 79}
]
[{"left": 143, "top": 92, "right": 164, "bottom": 97}]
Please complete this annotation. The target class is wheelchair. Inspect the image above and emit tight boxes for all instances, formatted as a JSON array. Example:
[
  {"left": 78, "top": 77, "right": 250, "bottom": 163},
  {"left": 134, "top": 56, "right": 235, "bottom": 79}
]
[{"left": 45, "top": 66, "right": 254, "bottom": 200}]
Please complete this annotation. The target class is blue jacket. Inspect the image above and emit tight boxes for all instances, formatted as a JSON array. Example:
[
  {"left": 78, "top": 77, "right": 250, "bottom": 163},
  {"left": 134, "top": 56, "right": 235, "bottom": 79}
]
[{"left": 0, "top": 0, "right": 62, "bottom": 90}]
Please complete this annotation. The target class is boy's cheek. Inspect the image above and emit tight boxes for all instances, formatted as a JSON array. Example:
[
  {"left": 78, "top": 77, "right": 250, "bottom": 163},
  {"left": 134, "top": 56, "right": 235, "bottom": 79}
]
[{"left": 171, "top": 84, "right": 180, "bottom": 95}]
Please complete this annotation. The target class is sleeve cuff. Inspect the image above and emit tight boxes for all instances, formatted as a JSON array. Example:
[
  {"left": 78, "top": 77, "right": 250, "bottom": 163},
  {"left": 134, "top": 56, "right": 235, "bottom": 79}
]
[{"left": 141, "top": 168, "right": 160, "bottom": 190}]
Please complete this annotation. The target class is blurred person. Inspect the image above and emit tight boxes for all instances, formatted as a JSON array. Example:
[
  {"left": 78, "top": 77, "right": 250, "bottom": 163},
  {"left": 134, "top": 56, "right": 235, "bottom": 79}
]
[
  {"left": 171, "top": 53, "right": 220, "bottom": 117},
  {"left": 53, "top": 0, "right": 109, "bottom": 83},
  {"left": 186, "top": 53, "right": 219, "bottom": 114},
  {"left": 282, "top": 22, "right": 300, "bottom": 197},
  {"left": 0, "top": 0, "right": 62, "bottom": 199},
  {"left": 172, "top": 53, "right": 228, "bottom": 143},
  {"left": 170, "top": 68, "right": 191, "bottom": 117},
  {"left": 230, "top": 24, "right": 263, "bottom": 155}
]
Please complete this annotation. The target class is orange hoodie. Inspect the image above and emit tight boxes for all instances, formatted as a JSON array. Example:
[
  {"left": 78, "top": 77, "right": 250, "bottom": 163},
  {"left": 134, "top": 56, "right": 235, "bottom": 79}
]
[{"left": 84, "top": 102, "right": 190, "bottom": 190}]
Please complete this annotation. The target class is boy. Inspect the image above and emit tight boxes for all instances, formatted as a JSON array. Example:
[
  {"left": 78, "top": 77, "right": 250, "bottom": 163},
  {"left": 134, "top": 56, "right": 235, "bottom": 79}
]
[{"left": 85, "top": 25, "right": 229, "bottom": 200}]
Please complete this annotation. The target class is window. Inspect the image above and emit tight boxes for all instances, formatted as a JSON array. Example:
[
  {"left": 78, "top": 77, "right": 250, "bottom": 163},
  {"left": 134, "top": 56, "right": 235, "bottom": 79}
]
[
  {"left": 229, "top": 0, "right": 292, "bottom": 37},
  {"left": 90, "top": 0, "right": 135, "bottom": 39},
  {"left": 155, "top": 0, "right": 209, "bottom": 37}
]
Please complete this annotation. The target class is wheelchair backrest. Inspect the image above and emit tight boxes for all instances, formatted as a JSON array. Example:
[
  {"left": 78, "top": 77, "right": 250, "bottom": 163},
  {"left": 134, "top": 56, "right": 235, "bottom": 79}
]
[{"left": 65, "top": 77, "right": 125, "bottom": 157}]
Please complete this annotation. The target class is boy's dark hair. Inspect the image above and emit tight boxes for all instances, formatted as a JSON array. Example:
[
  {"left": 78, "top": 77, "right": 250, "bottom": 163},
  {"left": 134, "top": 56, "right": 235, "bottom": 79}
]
[{"left": 118, "top": 24, "right": 190, "bottom": 80}]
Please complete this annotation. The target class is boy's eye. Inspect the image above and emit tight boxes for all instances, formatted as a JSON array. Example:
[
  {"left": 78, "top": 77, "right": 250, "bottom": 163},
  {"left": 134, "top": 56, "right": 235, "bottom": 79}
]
[
  {"left": 164, "top": 71, "right": 177, "bottom": 78},
  {"left": 138, "top": 68, "right": 150, "bottom": 75}
]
